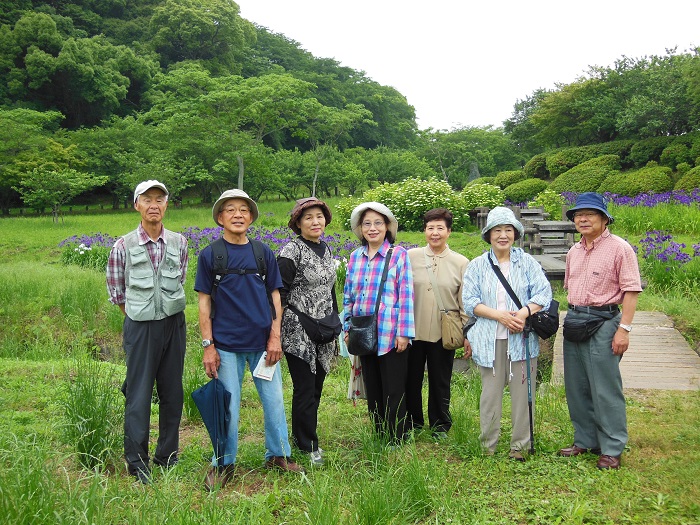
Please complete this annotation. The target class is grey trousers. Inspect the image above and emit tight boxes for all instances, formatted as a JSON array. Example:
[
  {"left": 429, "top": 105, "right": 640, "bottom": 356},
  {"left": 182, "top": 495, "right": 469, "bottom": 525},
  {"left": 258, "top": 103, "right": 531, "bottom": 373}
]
[
  {"left": 478, "top": 339, "right": 537, "bottom": 453},
  {"left": 122, "top": 311, "right": 186, "bottom": 474},
  {"left": 563, "top": 311, "right": 627, "bottom": 457}
]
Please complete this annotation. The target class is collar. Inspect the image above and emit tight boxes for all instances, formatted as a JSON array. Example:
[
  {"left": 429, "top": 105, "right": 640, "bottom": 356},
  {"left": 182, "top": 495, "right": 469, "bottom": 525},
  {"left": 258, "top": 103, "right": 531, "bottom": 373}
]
[
  {"left": 579, "top": 228, "right": 610, "bottom": 250},
  {"left": 137, "top": 223, "right": 165, "bottom": 245},
  {"left": 361, "top": 238, "right": 392, "bottom": 259},
  {"left": 424, "top": 245, "right": 450, "bottom": 258},
  {"left": 487, "top": 246, "right": 522, "bottom": 263}
]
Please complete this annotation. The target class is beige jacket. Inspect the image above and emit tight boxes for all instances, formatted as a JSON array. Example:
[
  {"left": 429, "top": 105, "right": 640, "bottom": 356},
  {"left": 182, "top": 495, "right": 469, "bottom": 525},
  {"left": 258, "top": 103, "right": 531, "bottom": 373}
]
[{"left": 408, "top": 246, "right": 469, "bottom": 343}]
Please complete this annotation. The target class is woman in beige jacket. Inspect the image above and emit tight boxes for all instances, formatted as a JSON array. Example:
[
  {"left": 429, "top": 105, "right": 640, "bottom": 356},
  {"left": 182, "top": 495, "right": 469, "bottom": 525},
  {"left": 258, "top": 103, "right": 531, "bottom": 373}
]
[{"left": 406, "top": 208, "right": 470, "bottom": 438}]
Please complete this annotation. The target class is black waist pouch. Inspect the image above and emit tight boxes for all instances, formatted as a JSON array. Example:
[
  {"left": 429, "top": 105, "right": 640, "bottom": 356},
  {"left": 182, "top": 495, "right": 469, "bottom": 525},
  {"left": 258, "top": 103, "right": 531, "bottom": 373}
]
[{"left": 563, "top": 310, "right": 616, "bottom": 343}]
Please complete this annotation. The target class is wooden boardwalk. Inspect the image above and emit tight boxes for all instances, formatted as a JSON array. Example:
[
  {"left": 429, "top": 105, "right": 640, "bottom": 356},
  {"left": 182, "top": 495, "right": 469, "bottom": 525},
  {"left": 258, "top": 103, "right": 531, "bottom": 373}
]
[{"left": 551, "top": 311, "right": 700, "bottom": 390}]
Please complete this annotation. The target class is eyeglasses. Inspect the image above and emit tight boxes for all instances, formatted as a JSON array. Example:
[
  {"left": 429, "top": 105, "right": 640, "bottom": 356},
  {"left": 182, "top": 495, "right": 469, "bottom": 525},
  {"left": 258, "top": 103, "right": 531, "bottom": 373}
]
[
  {"left": 361, "top": 220, "right": 385, "bottom": 229},
  {"left": 573, "top": 211, "right": 598, "bottom": 219},
  {"left": 221, "top": 206, "right": 250, "bottom": 214}
]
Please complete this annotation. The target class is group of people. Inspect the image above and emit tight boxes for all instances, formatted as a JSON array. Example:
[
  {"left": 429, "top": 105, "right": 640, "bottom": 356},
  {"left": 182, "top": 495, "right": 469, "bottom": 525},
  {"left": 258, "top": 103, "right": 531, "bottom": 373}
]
[{"left": 107, "top": 180, "right": 641, "bottom": 488}]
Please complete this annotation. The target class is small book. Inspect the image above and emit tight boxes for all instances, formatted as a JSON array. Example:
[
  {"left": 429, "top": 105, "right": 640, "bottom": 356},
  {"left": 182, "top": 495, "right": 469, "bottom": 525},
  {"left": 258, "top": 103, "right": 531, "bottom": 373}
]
[{"left": 253, "top": 351, "right": 276, "bottom": 381}]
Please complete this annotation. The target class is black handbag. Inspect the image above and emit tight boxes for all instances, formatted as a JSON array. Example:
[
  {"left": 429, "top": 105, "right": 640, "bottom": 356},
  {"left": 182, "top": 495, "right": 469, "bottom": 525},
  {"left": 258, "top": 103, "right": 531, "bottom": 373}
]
[
  {"left": 287, "top": 304, "right": 342, "bottom": 344},
  {"left": 347, "top": 248, "right": 393, "bottom": 356},
  {"left": 488, "top": 254, "right": 559, "bottom": 339}
]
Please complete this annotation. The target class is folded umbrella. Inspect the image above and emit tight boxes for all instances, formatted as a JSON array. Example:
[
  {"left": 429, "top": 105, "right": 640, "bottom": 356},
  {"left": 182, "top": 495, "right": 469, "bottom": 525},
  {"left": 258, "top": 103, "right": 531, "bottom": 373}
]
[{"left": 191, "top": 378, "right": 231, "bottom": 464}]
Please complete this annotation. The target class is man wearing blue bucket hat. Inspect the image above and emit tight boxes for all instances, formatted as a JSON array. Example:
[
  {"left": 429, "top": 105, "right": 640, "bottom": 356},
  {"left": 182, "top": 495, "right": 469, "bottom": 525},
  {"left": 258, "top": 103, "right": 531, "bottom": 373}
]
[{"left": 559, "top": 193, "right": 642, "bottom": 470}]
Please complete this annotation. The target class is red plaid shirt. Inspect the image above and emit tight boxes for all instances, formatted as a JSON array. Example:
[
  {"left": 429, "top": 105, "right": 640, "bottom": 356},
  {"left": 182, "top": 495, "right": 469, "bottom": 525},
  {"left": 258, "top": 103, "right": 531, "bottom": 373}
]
[
  {"left": 565, "top": 229, "right": 642, "bottom": 306},
  {"left": 106, "top": 223, "right": 188, "bottom": 305}
]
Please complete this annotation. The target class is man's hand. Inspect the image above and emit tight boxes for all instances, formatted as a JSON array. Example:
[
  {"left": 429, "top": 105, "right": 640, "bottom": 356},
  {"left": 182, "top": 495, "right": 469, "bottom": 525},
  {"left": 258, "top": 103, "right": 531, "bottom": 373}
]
[
  {"left": 203, "top": 345, "right": 220, "bottom": 379},
  {"left": 266, "top": 336, "right": 282, "bottom": 365},
  {"left": 612, "top": 329, "right": 630, "bottom": 356},
  {"left": 395, "top": 336, "right": 409, "bottom": 352}
]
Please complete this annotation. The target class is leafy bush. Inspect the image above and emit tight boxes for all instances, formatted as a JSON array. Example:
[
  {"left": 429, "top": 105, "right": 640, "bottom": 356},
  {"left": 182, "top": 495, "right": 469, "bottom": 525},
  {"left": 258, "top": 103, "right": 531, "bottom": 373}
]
[
  {"left": 334, "top": 177, "right": 473, "bottom": 231},
  {"left": 629, "top": 136, "right": 675, "bottom": 167},
  {"left": 660, "top": 143, "right": 693, "bottom": 169},
  {"left": 676, "top": 162, "right": 691, "bottom": 177},
  {"left": 599, "top": 166, "right": 673, "bottom": 196},
  {"left": 523, "top": 153, "right": 549, "bottom": 179},
  {"left": 543, "top": 143, "right": 633, "bottom": 177},
  {"left": 504, "top": 179, "right": 549, "bottom": 204},
  {"left": 466, "top": 176, "right": 496, "bottom": 186},
  {"left": 549, "top": 155, "right": 621, "bottom": 194},
  {"left": 493, "top": 170, "right": 526, "bottom": 189},
  {"left": 60, "top": 233, "right": 115, "bottom": 272},
  {"left": 459, "top": 183, "right": 505, "bottom": 211},
  {"left": 674, "top": 166, "right": 700, "bottom": 192},
  {"left": 531, "top": 189, "right": 565, "bottom": 220}
]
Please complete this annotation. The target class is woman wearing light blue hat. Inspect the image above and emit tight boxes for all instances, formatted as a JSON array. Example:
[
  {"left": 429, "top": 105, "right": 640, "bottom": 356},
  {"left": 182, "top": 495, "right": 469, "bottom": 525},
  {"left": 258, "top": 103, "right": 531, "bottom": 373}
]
[{"left": 462, "top": 207, "right": 552, "bottom": 460}]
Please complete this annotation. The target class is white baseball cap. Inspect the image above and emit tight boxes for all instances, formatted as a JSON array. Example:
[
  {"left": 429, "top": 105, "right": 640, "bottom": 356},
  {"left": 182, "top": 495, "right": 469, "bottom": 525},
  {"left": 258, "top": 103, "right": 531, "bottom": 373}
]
[{"left": 134, "top": 180, "right": 169, "bottom": 203}]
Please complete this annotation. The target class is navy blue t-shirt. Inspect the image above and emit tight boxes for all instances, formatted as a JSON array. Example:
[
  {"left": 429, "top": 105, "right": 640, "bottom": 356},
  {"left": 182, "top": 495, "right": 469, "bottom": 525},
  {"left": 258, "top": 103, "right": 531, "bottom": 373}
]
[{"left": 195, "top": 239, "right": 282, "bottom": 352}]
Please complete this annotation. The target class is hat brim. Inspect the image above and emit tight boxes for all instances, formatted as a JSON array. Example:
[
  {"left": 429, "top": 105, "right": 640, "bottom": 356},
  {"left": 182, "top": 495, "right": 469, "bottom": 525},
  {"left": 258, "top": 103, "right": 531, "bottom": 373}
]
[
  {"left": 212, "top": 194, "right": 259, "bottom": 227},
  {"left": 565, "top": 206, "right": 614, "bottom": 224}
]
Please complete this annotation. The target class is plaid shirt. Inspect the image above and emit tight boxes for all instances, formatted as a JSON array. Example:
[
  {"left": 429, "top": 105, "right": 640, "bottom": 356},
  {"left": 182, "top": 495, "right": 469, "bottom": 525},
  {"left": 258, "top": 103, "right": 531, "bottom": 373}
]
[
  {"left": 106, "top": 223, "right": 189, "bottom": 306},
  {"left": 565, "top": 229, "right": 642, "bottom": 307},
  {"left": 343, "top": 239, "right": 415, "bottom": 356}
]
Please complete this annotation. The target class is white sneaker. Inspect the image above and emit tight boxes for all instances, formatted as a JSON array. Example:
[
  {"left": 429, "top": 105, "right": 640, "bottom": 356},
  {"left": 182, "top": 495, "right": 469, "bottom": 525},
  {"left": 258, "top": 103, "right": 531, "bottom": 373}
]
[{"left": 309, "top": 450, "right": 324, "bottom": 466}]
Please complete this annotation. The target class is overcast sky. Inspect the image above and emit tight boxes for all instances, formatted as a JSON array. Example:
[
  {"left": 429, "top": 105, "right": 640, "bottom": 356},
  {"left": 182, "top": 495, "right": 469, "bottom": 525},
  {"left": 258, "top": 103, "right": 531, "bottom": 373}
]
[{"left": 235, "top": 0, "right": 698, "bottom": 131}]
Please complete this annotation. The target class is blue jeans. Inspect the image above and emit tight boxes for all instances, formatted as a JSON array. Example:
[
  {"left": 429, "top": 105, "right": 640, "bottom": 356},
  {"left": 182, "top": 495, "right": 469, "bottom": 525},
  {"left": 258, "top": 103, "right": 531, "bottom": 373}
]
[{"left": 214, "top": 350, "right": 291, "bottom": 466}]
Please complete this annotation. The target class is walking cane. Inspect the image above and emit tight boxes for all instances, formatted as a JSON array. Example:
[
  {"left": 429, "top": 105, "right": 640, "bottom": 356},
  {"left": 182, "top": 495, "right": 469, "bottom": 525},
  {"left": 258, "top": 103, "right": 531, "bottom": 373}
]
[{"left": 524, "top": 310, "right": 535, "bottom": 455}]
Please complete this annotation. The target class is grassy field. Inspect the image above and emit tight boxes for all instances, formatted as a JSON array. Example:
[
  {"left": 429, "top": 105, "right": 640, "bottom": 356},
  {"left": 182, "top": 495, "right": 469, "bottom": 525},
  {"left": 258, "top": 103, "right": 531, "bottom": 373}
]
[{"left": 0, "top": 199, "right": 698, "bottom": 524}]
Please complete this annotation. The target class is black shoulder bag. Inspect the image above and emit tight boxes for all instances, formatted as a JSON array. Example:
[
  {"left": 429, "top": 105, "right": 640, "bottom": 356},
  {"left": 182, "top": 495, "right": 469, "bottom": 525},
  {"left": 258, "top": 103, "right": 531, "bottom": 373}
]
[
  {"left": 488, "top": 254, "right": 559, "bottom": 339},
  {"left": 347, "top": 248, "right": 393, "bottom": 356}
]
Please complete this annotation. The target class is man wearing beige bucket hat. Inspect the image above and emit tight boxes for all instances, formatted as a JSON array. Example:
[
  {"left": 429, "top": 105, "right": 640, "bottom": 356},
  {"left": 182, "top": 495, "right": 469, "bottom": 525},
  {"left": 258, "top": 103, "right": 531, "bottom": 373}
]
[{"left": 195, "top": 189, "right": 303, "bottom": 490}]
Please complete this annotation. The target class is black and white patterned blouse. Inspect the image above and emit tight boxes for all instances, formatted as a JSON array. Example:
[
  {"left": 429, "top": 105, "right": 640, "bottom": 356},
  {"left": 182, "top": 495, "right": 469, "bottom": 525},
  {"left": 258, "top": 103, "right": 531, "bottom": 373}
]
[{"left": 278, "top": 237, "right": 337, "bottom": 374}]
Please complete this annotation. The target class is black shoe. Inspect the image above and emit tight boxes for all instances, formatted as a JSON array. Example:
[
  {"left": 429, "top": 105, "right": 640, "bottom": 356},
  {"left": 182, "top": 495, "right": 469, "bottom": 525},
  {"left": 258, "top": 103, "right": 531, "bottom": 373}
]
[
  {"left": 154, "top": 456, "right": 179, "bottom": 469},
  {"left": 132, "top": 468, "right": 151, "bottom": 484}
]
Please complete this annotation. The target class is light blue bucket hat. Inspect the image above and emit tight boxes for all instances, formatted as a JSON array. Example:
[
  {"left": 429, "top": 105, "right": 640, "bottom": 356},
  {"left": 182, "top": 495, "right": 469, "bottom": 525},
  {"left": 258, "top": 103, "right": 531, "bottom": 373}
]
[{"left": 481, "top": 207, "right": 525, "bottom": 243}]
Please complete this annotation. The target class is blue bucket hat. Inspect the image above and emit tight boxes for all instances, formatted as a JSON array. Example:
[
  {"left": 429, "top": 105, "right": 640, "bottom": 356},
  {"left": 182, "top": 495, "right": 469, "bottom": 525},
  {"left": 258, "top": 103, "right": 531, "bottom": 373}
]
[
  {"left": 481, "top": 207, "right": 525, "bottom": 243},
  {"left": 565, "top": 192, "right": 614, "bottom": 224}
]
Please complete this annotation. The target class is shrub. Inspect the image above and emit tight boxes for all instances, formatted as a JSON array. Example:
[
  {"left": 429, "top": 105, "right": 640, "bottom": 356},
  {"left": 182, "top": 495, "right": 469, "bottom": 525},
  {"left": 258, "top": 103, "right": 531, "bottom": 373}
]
[
  {"left": 531, "top": 189, "right": 565, "bottom": 221},
  {"left": 599, "top": 166, "right": 673, "bottom": 196},
  {"left": 546, "top": 149, "right": 589, "bottom": 177},
  {"left": 466, "top": 176, "right": 496, "bottom": 186},
  {"left": 523, "top": 153, "right": 549, "bottom": 179},
  {"left": 504, "top": 179, "right": 549, "bottom": 204},
  {"left": 676, "top": 162, "right": 691, "bottom": 177},
  {"left": 660, "top": 143, "right": 693, "bottom": 169},
  {"left": 334, "top": 177, "right": 472, "bottom": 231},
  {"left": 460, "top": 183, "right": 505, "bottom": 211},
  {"left": 674, "top": 166, "right": 700, "bottom": 192},
  {"left": 629, "top": 136, "right": 675, "bottom": 167},
  {"left": 493, "top": 170, "right": 526, "bottom": 189},
  {"left": 549, "top": 155, "right": 621, "bottom": 194}
]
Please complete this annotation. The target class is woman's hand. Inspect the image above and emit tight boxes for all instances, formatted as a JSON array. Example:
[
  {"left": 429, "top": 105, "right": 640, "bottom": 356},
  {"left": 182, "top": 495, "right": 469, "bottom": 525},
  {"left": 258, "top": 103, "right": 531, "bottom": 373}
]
[
  {"left": 395, "top": 336, "right": 409, "bottom": 352},
  {"left": 463, "top": 341, "right": 473, "bottom": 359},
  {"left": 499, "top": 310, "right": 526, "bottom": 333}
]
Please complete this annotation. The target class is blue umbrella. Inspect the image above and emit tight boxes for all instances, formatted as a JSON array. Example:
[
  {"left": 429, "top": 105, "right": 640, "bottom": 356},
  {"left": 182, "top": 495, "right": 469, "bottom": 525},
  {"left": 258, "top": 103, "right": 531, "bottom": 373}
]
[{"left": 191, "top": 378, "right": 231, "bottom": 464}]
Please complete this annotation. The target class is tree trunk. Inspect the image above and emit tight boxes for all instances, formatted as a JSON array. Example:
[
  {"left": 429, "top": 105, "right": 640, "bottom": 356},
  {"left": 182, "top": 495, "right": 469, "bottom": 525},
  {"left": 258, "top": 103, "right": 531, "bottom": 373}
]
[{"left": 237, "top": 156, "right": 244, "bottom": 190}]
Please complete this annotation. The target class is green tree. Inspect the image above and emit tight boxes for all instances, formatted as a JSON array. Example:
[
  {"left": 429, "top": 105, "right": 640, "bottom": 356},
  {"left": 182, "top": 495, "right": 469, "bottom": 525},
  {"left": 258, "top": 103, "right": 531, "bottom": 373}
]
[{"left": 15, "top": 168, "right": 108, "bottom": 222}]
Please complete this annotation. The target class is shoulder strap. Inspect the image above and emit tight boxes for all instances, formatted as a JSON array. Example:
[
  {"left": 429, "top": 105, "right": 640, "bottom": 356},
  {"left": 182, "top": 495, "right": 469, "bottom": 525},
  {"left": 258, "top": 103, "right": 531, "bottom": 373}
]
[
  {"left": 209, "top": 238, "right": 275, "bottom": 319},
  {"left": 424, "top": 248, "right": 448, "bottom": 312},
  {"left": 487, "top": 253, "right": 523, "bottom": 310},
  {"left": 372, "top": 247, "right": 394, "bottom": 315}
]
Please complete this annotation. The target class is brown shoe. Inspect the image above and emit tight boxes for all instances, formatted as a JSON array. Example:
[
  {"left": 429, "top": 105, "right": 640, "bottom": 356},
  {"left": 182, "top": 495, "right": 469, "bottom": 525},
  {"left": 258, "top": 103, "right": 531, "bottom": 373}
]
[
  {"left": 204, "top": 464, "right": 235, "bottom": 491},
  {"left": 559, "top": 445, "right": 602, "bottom": 457},
  {"left": 596, "top": 454, "right": 621, "bottom": 470},
  {"left": 509, "top": 450, "right": 526, "bottom": 462},
  {"left": 265, "top": 456, "right": 305, "bottom": 474}
]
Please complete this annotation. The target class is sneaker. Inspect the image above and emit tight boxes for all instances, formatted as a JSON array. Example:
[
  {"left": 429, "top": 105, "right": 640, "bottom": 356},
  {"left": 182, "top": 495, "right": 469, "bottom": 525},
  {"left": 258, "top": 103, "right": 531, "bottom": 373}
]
[
  {"left": 309, "top": 450, "right": 324, "bottom": 466},
  {"left": 132, "top": 468, "right": 151, "bottom": 485},
  {"left": 265, "top": 456, "right": 305, "bottom": 473},
  {"left": 204, "top": 464, "right": 236, "bottom": 491}
]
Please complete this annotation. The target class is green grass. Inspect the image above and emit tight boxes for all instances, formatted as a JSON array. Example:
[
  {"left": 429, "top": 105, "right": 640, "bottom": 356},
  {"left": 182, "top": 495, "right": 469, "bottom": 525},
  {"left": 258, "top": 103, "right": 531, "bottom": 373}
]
[{"left": 0, "top": 202, "right": 699, "bottom": 524}]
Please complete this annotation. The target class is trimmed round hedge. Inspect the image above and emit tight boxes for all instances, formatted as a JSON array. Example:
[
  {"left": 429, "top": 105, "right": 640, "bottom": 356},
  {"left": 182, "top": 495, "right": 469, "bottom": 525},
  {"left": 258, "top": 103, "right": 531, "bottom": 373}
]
[
  {"left": 598, "top": 166, "right": 673, "bottom": 196},
  {"left": 674, "top": 166, "right": 700, "bottom": 192},
  {"left": 493, "top": 170, "right": 526, "bottom": 189},
  {"left": 504, "top": 179, "right": 549, "bottom": 204},
  {"left": 549, "top": 155, "right": 621, "bottom": 194}
]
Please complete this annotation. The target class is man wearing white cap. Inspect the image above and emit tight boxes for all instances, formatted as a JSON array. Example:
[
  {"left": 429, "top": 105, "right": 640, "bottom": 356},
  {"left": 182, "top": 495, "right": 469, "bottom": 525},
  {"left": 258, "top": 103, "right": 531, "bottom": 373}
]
[{"left": 106, "top": 180, "right": 188, "bottom": 483}]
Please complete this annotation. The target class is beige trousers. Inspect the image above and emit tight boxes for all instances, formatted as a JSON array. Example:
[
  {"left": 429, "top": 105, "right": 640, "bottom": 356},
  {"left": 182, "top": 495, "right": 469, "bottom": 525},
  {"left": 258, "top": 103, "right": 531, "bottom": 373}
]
[{"left": 479, "top": 339, "right": 537, "bottom": 453}]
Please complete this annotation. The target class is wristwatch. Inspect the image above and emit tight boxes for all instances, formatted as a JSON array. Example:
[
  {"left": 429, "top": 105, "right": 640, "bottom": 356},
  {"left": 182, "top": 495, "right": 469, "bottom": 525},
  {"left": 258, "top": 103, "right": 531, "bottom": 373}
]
[
  {"left": 618, "top": 324, "right": 632, "bottom": 332},
  {"left": 201, "top": 339, "right": 213, "bottom": 348}
]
